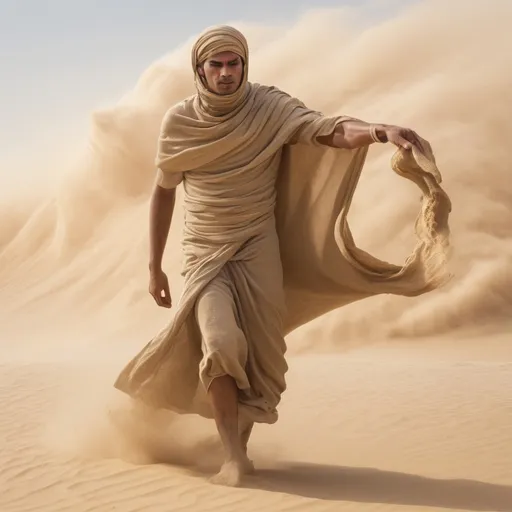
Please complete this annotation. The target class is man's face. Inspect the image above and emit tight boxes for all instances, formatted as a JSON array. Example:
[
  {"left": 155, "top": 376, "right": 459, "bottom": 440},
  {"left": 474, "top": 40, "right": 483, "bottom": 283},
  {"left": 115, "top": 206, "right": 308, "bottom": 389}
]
[{"left": 198, "top": 51, "right": 244, "bottom": 95}]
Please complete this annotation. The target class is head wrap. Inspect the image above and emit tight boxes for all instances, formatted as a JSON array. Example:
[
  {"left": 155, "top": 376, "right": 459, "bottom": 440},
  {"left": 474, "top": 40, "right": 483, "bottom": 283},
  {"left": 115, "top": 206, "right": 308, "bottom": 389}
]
[{"left": 191, "top": 25, "right": 250, "bottom": 117}]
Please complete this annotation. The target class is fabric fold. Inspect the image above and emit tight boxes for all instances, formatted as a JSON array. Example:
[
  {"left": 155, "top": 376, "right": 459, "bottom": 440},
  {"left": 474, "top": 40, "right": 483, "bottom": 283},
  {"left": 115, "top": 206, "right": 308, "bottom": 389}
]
[{"left": 113, "top": 25, "right": 452, "bottom": 424}]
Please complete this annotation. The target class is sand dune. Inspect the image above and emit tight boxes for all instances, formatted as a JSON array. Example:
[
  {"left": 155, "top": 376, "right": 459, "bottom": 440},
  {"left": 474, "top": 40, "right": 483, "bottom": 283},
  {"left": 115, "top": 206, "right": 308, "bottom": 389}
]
[
  {"left": 1, "top": 348, "right": 511, "bottom": 511},
  {"left": 0, "top": 0, "right": 511, "bottom": 510}
]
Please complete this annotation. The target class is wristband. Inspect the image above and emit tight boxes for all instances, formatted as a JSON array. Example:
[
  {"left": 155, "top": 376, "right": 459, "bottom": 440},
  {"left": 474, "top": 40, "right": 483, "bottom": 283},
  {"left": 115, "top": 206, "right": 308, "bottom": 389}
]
[{"left": 369, "top": 124, "right": 385, "bottom": 143}]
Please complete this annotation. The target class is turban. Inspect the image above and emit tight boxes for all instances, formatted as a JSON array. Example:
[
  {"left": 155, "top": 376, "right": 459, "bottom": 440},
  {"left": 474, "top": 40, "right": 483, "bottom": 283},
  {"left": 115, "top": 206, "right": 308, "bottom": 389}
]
[{"left": 191, "top": 25, "right": 250, "bottom": 117}]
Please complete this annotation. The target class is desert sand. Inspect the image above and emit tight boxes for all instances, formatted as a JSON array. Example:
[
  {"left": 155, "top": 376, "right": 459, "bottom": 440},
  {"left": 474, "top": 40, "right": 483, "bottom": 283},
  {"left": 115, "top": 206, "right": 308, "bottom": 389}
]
[{"left": 1, "top": 0, "right": 511, "bottom": 510}]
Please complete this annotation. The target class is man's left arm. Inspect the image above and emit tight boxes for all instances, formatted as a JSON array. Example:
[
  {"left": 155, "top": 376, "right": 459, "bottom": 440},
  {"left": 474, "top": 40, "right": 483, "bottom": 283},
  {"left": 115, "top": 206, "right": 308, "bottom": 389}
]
[{"left": 317, "top": 119, "right": 426, "bottom": 152}]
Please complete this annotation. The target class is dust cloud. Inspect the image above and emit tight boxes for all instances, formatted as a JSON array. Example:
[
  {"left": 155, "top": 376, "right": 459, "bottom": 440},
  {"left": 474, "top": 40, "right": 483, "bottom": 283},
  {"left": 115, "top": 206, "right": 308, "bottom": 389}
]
[{"left": 0, "top": 0, "right": 510, "bottom": 354}]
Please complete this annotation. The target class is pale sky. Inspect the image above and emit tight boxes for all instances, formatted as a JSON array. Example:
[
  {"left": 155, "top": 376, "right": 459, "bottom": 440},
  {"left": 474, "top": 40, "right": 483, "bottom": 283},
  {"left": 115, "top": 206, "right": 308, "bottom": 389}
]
[{"left": 0, "top": 0, "right": 414, "bottom": 187}]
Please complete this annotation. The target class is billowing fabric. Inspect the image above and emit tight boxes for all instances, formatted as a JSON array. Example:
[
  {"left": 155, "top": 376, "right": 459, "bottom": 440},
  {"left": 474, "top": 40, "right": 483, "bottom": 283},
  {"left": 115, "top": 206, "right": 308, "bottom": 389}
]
[{"left": 114, "top": 26, "right": 451, "bottom": 424}]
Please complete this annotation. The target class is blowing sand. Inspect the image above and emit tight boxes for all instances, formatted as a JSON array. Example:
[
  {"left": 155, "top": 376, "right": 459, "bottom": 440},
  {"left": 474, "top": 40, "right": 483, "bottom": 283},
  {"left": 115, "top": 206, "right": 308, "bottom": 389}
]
[{"left": 1, "top": 0, "right": 511, "bottom": 510}]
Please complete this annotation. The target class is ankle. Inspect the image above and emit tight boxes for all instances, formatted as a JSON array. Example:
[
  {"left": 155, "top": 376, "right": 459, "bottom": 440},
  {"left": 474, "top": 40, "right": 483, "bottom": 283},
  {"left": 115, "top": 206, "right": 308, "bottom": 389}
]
[{"left": 226, "top": 446, "right": 246, "bottom": 463}]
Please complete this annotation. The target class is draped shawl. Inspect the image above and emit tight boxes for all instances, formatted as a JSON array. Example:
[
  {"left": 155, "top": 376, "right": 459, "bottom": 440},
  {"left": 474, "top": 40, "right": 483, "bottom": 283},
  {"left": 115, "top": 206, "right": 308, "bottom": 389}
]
[{"left": 113, "top": 25, "right": 452, "bottom": 418}]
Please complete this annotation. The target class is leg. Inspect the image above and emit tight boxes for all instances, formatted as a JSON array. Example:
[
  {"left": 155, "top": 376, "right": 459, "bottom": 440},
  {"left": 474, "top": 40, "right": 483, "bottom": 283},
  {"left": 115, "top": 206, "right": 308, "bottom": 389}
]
[
  {"left": 208, "top": 375, "right": 253, "bottom": 486},
  {"left": 208, "top": 375, "right": 241, "bottom": 461},
  {"left": 240, "top": 420, "right": 255, "bottom": 474},
  {"left": 240, "top": 421, "right": 254, "bottom": 455},
  {"left": 195, "top": 274, "right": 253, "bottom": 486}
]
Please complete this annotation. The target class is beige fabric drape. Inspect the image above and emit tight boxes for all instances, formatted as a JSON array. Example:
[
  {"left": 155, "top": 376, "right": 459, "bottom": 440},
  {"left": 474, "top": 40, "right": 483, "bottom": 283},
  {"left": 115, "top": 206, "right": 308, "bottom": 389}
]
[{"left": 114, "top": 26, "right": 451, "bottom": 424}]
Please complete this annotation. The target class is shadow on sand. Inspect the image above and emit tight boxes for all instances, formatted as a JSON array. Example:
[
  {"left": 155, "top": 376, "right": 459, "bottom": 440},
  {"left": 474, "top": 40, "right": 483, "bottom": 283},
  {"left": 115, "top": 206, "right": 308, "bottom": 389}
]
[
  {"left": 150, "top": 438, "right": 510, "bottom": 511},
  {"left": 241, "top": 462, "right": 512, "bottom": 511}
]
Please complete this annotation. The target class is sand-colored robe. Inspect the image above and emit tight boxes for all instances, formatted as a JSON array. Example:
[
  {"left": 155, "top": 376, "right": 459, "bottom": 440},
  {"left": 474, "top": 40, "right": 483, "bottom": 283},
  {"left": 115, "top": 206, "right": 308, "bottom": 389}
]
[{"left": 113, "top": 82, "right": 451, "bottom": 424}]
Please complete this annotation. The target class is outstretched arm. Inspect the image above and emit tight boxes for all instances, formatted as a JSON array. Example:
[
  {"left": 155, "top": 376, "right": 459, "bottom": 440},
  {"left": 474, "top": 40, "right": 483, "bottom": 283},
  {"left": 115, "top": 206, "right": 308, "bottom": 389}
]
[{"left": 317, "top": 119, "right": 425, "bottom": 151}]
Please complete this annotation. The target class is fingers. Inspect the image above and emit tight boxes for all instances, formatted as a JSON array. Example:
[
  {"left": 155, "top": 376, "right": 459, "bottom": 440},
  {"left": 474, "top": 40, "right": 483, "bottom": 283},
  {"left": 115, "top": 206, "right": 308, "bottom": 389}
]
[
  {"left": 396, "top": 135, "right": 413, "bottom": 150},
  {"left": 394, "top": 129, "right": 424, "bottom": 151},
  {"left": 150, "top": 286, "right": 172, "bottom": 308},
  {"left": 156, "top": 290, "right": 172, "bottom": 308},
  {"left": 150, "top": 288, "right": 163, "bottom": 307},
  {"left": 388, "top": 126, "right": 432, "bottom": 154},
  {"left": 149, "top": 271, "right": 172, "bottom": 309},
  {"left": 161, "top": 282, "right": 172, "bottom": 308}
]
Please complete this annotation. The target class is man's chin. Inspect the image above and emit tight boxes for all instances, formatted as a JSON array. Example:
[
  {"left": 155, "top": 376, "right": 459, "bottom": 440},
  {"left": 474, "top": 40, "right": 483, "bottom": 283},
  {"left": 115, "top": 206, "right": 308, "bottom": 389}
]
[{"left": 216, "top": 83, "right": 238, "bottom": 95}]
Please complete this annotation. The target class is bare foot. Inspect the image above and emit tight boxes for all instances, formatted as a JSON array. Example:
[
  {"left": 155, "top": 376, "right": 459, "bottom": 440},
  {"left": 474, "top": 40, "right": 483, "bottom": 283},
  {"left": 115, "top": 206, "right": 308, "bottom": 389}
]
[
  {"left": 210, "top": 460, "right": 244, "bottom": 487},
  {"left": 209, "top": 454, "right": 255, "bottom": 487}
]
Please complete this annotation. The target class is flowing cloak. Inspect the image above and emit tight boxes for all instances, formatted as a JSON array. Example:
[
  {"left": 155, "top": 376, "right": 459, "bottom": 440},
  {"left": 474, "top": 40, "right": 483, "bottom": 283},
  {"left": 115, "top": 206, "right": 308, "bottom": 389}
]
[{"left": 113, "top": 82, "right": 451, "bottom": 423}]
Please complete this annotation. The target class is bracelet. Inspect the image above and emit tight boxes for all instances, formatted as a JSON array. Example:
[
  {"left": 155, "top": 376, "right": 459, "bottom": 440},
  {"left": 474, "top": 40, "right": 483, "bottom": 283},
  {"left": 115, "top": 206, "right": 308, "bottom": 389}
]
[{"left": 369, "top": 124, "right": 385, "bottom": 143}]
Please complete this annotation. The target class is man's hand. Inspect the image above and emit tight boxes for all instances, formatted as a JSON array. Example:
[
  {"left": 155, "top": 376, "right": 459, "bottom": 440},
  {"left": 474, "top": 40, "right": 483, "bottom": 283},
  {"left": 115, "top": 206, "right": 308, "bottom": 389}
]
[
  {"left": 378, "top": 125, "right": 426, "bottom": 151},
  {"left": 323, "top": 120, "right": 430, "bottom": 152},
  {"left": 149, "top": 269, "right": 172, "bottom": 308}
]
